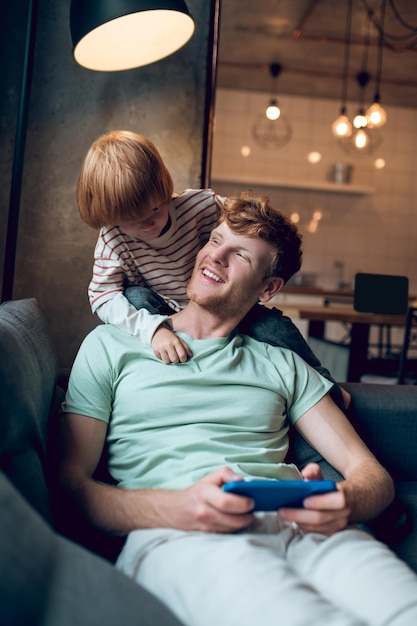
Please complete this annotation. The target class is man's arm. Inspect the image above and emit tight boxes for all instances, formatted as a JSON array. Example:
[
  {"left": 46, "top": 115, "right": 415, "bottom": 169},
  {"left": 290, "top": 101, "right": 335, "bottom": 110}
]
[
  {"left": 278, "top": 393, "right": 395, "bottom": 535},
  {"left": 56, "top": 413, "right": 255, "bottom": 536}
]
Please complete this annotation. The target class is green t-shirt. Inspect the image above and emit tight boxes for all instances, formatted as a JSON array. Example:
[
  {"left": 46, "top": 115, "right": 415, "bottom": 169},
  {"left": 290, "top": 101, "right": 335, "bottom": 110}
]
[{"left": 63, "top": 325, "right": 332, "bottom": 489}]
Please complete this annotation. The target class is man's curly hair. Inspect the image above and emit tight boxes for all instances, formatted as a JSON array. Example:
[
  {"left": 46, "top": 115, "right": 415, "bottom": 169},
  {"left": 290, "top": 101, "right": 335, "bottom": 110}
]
[{"left": 218, "top": 192, "right": 303, "bottom": 283}]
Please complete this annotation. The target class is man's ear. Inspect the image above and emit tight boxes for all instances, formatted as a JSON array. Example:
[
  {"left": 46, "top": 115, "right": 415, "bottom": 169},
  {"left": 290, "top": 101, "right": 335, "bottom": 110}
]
[{"left": 258, "top": 276, "right": 285, "bottom": 303}]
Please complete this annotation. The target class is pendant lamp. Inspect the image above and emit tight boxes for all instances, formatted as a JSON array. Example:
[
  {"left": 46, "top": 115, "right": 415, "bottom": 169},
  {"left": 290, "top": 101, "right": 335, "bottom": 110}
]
[
  {"left": 252, "top": 62, "right": 292, "bottom": 150},
  {"left": 265, "top": 63, "right": 282, "bottom": 121},
  {"left": 366, "top": 0, "right": 387, "bottom": 128},
  {"left": 70, "top": 0, "right": 195, "bottom": 71},
  {"left": 331, "top": 0, "right": 353, "bottom": 139}
]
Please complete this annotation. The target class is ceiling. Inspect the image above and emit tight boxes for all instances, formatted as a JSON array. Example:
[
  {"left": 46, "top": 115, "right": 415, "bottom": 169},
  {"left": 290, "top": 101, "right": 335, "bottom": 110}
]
[{"left": 216, "top": 0, "right": 417, "bottom": 109}]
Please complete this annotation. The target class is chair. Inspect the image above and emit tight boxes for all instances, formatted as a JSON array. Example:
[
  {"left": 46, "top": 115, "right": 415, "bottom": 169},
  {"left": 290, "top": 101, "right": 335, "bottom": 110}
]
[
  {"left": 355, "top": 273, "right": 409, "bottom": 364},
  {"left": 307, "top": 294, "right": 353, "bottom": 382},
  {"left": 355, "top": 273, "right": 416, "bottom": 384}
]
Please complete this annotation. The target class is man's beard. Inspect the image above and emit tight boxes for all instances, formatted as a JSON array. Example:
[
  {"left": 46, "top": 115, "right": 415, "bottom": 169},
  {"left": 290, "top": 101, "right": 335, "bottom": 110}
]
[{"left": 187, "top": 278, "right": 249, "bottom": 320}]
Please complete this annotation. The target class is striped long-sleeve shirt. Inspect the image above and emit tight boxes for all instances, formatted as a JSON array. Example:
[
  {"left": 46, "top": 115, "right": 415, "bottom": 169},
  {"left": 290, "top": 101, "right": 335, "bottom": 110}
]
[{"left": 89, "top": 188, "right": 221, "bottom": 344}]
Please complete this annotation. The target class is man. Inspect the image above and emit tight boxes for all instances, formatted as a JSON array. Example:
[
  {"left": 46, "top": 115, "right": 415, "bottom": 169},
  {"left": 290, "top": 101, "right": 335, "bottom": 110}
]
[{"left": 58, "top": 193, "right": 417, "bottom": 626}]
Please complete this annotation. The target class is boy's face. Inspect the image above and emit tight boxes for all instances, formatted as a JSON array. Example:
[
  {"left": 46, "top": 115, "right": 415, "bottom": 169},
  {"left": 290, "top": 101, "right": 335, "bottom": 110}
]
[{"left": 118, "top": 203, "right": 169, "bottom": 241}]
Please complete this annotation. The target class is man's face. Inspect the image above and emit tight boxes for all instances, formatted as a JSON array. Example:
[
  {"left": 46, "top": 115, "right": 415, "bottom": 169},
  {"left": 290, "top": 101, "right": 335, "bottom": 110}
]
[{"left": 187, "top": 221, "right": 276, "bottom": 318}]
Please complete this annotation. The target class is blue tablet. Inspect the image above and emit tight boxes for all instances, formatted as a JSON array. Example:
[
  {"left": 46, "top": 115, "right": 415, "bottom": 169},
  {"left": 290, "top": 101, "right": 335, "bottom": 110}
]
[{"left": 222, "top": 479, "right": 337, "bottom": 511}]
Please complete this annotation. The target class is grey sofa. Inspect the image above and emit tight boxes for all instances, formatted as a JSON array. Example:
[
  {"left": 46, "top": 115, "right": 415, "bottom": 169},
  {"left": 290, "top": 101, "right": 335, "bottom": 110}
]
[
  {"left": 0, "top": 298, "right": 183, "bottom": 626},
  {"left": 1, "top": 299, "right": 416, "bottom": 625}
]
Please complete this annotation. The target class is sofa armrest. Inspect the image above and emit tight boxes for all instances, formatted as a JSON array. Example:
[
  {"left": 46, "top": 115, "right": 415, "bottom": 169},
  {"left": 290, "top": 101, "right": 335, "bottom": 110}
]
[
  {"left": 0, "top": 298, "right": 58, "bottom": 522},
  {"left": 0, "top": 471, "right": 183, "bottom": 626}
]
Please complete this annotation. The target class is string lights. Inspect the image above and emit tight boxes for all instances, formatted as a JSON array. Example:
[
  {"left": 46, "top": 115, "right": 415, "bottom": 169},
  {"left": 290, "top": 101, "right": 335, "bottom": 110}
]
[
  {"left": 332, "top": 0, "right": 387, "bottom": 154},
  {"left": 331, "top": 0, "right": 353, "bottom": 140}
]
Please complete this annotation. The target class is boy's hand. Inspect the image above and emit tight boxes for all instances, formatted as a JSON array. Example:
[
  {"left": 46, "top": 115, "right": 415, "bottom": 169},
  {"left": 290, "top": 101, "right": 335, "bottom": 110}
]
[{"left": 152, "top": 325, "right": 193, "bottom": 363}]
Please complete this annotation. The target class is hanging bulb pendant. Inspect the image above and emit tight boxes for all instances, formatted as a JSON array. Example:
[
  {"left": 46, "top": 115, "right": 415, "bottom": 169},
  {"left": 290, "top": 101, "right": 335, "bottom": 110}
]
[
  {"left": 265, "top": 63, "right": 282, "bottom": 120},
  {"left": 353, "top": 128, "right": 369, "bottom": 149},
  {"left": 266, "top": 99, "right": 281, "bottom": 121},
  {"left": 366, "top": 101, "right": 387, "bottom": 128},
  {"left": 353, "top": 110, "right": 368, "bottom": 129},
  {"left": 332, "top": 112, "right": 352, "bottom": 138}
]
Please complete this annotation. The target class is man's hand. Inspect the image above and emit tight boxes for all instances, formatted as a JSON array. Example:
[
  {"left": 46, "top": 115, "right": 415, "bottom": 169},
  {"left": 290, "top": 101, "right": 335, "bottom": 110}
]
[
  {"left": 151, "top": 325, "right": 193, "bottom": 363},
  {"left": 157, "top": 467, "right": 256, "bottom": 533},
  {"left": 277, "top": 462, "right": 351, "bottom": 536}
]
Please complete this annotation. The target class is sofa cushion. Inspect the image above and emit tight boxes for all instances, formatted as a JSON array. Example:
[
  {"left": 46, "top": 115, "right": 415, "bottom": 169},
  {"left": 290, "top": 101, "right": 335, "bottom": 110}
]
[
  {"left": 0, "top": 298, "right": 58, "bottom": 522},
  {"left": 343, "top": 382, "right": 417, "bottom": 481},
  {"left": 393, "top": 482, "right": 417, "bottom": 573},
  {"left": 290, "top": 382, "right": 417, "bottom": 481}
]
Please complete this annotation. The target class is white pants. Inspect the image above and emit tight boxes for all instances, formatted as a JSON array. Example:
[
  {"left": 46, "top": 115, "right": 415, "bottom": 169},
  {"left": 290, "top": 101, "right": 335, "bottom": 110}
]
[{"left": 116, "top": 514, "right": 417, "bottom": 626}]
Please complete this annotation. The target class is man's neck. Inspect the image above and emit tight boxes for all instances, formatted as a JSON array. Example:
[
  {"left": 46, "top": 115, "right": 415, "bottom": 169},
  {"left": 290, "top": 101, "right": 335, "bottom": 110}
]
[{"left": 171, "top": 302, "right": 243, "bottom": 340}]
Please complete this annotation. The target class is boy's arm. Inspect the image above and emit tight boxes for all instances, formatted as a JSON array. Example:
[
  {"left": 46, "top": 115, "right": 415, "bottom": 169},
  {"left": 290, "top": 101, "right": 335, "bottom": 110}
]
[
  {"left": 88, "top": 237, "right": 169, "bottom": 345},
  {"left": 98, "top": 296, "right": 193, "bottom": 363},
  {"left": 96, "top": 294, "right": 170, "bottom": 345},
  {"left": 279, "top": 394, "right": 394, "bottom": 534},
  {"left": 89, "top": 232, "right": 194, "bottom": 361},
  {"left": 151, "top": 326, "right": 193, "bottom": 363},
  {"left": 90, "top": 252, "right": 192, "bottom": 360},
  {"left": 56, "top": 413, "right": 254, "bottom": 535}
]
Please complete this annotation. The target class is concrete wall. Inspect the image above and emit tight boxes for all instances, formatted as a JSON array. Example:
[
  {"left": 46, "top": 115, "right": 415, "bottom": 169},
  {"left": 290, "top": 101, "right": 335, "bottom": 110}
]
[{"left": 0, "top": 0, "right": 216, "bottom": 371}]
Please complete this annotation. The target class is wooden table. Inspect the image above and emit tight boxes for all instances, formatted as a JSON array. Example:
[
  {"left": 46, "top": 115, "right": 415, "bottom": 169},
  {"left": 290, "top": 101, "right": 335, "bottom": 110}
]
[{"left": 269, "top": 304, "right": 407, "bottom": 382}]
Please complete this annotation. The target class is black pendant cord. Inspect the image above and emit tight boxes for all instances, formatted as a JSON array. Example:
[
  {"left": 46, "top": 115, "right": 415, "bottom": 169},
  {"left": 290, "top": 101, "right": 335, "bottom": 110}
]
[{"left": 340, "top": 0, "right": 353, "bottom": 115}]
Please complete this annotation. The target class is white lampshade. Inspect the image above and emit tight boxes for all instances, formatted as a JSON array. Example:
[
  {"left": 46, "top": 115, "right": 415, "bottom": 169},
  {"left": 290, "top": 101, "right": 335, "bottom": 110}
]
[{"left": 70, "top": 0, "right": 195, "bottom": 71}]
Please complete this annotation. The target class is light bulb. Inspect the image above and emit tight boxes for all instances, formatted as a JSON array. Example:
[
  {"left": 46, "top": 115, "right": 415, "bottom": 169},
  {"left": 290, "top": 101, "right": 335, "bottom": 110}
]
[
  {"left": 307, "top": 151, "right": 322, "bottom": 164},
  {"left": 374, "top": 157, "right": 386, "bottom": 169},
  {"left": 353, "top": 112, "right": 367, "bottom": 129},
  {"left": 366, "top": 102, "right": 387, "bottom": 128},
  {"left": 354, "top": 128, "right": 368, "bottom": 149},
  {"left": 331, "top": 114, "right": 352, "bottom": 138},
  {"left": 266, "top": 99, "right": 281, "bottom": 121}
]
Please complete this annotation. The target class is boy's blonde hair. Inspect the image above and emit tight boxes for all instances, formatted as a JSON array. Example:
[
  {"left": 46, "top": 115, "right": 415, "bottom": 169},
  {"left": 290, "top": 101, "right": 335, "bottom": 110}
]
[
  {"left": 77, "top": 130, "right": 174, "bottom": 229},
  {"left": 219, "top": 192, "right": 303, "bottom": 283}
]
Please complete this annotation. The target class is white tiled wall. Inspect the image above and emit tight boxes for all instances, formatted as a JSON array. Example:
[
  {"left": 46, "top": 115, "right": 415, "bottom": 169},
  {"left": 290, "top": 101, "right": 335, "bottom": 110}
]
[{"left": 211, "top": 88, "right": 417, "bottom": 294}]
